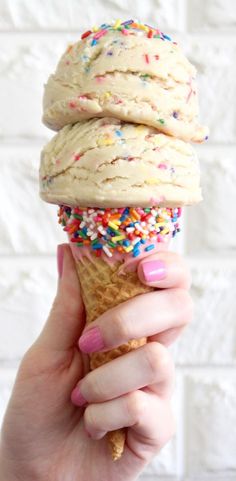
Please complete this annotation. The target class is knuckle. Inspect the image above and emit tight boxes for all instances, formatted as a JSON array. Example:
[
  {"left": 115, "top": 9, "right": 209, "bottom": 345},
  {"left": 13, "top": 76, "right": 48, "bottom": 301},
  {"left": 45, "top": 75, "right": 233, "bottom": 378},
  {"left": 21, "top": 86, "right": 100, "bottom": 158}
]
[
  {"left": 164, "top": 409, "right": 176, "bottom": 443},
  {"left": 160, "top": 423, "right": 176, "bottom": 449},
  {"left": 17, "top": 346, "right": 38, "bottom": 378},
  {"left": 113, "top": 306, "right": 132, "bottom": 341},
  {"left": 157, "top": 405, "right": 176, "bottom": 449},
  {"left": 168, "top": 253, "right": 192, "bottom": 289},
  {"left": 181, "top": 260, "right": 192, "bottom": 289},
  {"left": 144, "top": 342, "right": 171, "bottom": 381},
  {"left": 85, "top": 372, "right": 103, "bottom": 401},
  {"left": 173, "top": 288, "right": 194, "bottom": 325},
  {"left": 172, "top": 287, "right": 188, "bottom": 305},
  {"left": 126, "top": 391, "right": 148, "bottom": 424},
  {"left": 84, "top": 405, "right": 98, "bottom": 431},
  {"left": 183, "top": 291, "right": 194, "bottom": 325},
  {"left": 185, "top": 268, "right": 192, "bottom": 290}
]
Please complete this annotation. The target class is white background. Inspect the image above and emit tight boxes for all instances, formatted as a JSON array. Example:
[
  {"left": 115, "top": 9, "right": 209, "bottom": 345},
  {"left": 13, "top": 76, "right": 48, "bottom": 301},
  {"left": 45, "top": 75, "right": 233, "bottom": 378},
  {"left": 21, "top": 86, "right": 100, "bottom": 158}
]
[{"left": 0, "top": 1, "right": 236, "bottom": 480}]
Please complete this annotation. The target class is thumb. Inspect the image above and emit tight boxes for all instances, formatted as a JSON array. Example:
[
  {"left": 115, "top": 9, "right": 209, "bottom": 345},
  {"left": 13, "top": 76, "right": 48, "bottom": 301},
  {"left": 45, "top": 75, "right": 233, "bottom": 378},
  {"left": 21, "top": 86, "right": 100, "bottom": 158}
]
[{"left": 38, "top": 244, "right": 85, "bottom": 351}]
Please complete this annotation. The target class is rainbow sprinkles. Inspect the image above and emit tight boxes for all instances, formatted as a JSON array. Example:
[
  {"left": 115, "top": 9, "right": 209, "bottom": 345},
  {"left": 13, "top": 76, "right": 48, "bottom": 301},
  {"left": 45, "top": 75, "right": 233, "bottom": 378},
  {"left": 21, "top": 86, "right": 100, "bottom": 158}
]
[
  {"left": 80, "top": 19, "right": 174, "bottom": 45},
  {"left": 58, "top": 205, "right": 181, "bottom": 259}
]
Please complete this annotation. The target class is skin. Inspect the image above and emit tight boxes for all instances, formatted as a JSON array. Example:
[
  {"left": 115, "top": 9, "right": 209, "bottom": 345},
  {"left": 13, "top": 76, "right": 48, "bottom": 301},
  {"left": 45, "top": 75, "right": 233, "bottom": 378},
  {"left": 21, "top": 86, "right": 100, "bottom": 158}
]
[{"left": 0, "top": 244, "right": 193, "bottom": 481}]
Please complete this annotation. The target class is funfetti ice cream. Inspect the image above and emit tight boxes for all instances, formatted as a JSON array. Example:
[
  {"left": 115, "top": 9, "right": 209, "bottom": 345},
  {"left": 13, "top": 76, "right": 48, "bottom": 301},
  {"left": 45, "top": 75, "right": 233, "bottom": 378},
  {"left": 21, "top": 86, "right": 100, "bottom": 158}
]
[
  {"left": 40, "top": 117, "right": 201, "bottom": 208},
  {"left": 42, "top": 19, "right": 208, "bottom": 143}
]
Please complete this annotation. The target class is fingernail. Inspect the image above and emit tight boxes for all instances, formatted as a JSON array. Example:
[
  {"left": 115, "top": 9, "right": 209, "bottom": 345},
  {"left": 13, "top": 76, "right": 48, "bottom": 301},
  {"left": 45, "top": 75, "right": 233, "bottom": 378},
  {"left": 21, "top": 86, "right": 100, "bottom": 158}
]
[
  {"left": 141, "top": 260, "right": 166, "bottom": 282},
  {"left": 57, "top": 245, "right": 64, "bottom": 278},
  {"left": 71, "top": 383, "right": 87, "bottom": 407},
  {"left": 79, "top": 327, "right": 104, "bottom": 353}
]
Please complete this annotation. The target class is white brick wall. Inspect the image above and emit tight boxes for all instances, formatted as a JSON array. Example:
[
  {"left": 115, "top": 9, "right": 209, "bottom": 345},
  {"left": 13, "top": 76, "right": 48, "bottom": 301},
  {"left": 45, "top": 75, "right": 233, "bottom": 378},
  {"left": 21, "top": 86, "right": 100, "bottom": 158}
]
[
  {"left": 186, "top": 372, "right": 236, "bottom": 476},
  {"left": 0, "top": 1, "right": 235, "bottom": 480}
]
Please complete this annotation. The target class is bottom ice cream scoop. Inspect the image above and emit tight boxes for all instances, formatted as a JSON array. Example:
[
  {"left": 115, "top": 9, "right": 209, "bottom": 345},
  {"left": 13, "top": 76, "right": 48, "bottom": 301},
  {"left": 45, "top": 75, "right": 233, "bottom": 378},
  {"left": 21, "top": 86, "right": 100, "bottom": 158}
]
[{"left": 40, "top": 117, "right": 202, "bottom": 209}]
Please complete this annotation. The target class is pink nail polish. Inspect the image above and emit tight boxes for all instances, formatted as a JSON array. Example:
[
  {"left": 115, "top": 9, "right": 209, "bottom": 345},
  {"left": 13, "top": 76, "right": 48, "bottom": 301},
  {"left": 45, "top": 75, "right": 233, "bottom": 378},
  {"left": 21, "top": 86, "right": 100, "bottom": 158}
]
[
  {"left": 141, "top": 260, "right": 166, "bottom": 282},
  {"left": 79, "top": 327, "right": 104, "bottom": 353},
  {"left": 71, "top": 384, "right": 87, "bottom": 407},
  {"left": 57, "top": 245, "right": 64, "bottom": 278}
]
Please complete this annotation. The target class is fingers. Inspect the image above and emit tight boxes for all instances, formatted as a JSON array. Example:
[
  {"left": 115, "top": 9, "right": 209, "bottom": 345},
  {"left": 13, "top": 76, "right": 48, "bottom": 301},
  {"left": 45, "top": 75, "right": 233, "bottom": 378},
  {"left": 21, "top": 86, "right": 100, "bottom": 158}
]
[
  {"left": 78, "top": 250, "right": 192, "bottom": 354},
  {"left": 126, "top": 391, "right": 175, "bottom": 459},
  {"left": 38, "top": 244, "right": 85, "bottom": 351},
  {"left": 71, "top": 342, "right": 175, "bottom": 406},
  {"left": 79, "top": 287, "right": 193, "bottom": 353},
  {"left": 137, "top": 250, "right": 191, "bottom": 289},
  {"left": 84, "top": 390, "right": 175, "bottom": 451}
]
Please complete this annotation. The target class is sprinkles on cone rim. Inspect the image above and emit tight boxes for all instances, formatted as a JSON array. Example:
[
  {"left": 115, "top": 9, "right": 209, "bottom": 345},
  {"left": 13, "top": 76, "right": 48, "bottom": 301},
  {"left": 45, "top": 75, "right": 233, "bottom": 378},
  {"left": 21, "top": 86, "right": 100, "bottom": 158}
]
[{"left": 58, "top": 206, "right": 181, "bottom": 258}]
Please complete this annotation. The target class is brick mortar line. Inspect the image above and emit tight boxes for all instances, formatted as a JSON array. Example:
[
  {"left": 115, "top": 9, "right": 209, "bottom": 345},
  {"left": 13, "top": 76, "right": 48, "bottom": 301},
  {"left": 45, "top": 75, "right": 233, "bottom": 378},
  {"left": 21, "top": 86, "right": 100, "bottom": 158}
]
[
  {"left": 176, "top": 373, "right": 185, "bottom": 478},
  {"left": 0, "top": 30, "right": 83, "bottom": 34},
  {"left": 0, "top": 139, "right": 49, "bottom": 147},
  {"left": 187, "top": 257, "right": 236, "bottom": 268},
  {"left": 179, "top": 0, "right": 188, "bottom": 33},
  {"left": 176, "top": 365, "right": 236, "bottom": 370}
]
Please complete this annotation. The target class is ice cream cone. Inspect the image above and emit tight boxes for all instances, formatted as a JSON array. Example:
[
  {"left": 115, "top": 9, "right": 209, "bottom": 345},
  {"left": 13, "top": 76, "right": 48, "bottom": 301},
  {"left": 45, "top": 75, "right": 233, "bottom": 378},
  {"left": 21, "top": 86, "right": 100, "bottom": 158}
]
[
  {"left": 57, "top": 203, "right": 178, "bottom": 460},
  {"left": 39, "top": 19, "right": 206, "bottom": 463},
  {"left": 74, "top": 254, "right": 154, "bottom": 460}
]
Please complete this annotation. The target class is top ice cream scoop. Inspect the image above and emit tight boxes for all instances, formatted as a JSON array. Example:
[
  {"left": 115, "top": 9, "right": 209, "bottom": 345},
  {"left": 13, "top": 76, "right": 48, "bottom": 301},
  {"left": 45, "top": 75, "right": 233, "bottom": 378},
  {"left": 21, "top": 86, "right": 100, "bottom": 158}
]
[{"left": 42, "top": 19, "right": 208, "bottom": 143}]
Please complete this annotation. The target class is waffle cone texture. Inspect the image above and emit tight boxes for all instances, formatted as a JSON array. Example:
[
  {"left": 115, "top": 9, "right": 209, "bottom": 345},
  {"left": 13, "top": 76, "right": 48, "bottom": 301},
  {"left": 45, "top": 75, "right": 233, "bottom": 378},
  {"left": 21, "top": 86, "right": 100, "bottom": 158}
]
[{"left": 74, "top": 254, "right": 154, "bottom": 460}]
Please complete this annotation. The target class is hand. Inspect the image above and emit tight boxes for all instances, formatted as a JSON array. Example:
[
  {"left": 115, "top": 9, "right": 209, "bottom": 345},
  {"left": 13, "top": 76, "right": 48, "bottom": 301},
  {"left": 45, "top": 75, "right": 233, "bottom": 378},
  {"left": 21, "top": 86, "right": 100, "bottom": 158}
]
[{"left": 0, "top": 244, "right": 192, "bottom": 481}]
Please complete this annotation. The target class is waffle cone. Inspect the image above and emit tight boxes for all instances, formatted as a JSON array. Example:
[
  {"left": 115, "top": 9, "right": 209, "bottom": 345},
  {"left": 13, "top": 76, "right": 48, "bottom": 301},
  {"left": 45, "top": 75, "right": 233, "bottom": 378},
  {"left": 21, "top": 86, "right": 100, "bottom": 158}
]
[{"left": 74, "top": 254, "right": 154, "bottom": 461}]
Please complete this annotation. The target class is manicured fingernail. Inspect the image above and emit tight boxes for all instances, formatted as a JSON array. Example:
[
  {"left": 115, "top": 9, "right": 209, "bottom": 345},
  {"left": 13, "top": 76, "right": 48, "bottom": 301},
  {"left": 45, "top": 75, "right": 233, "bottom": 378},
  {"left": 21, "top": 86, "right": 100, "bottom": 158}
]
[
  {"left": 141, "top": 260, "right": 166, "bottom": 282},
  {"left": 79, "top": 327, "right": 104, "bottom": 353},
  {"left": 57, "top": 245, "right": 64, "bottom": 278},
  {"left": 71, "top": 384, "right": 87, "bottom": 407}
]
